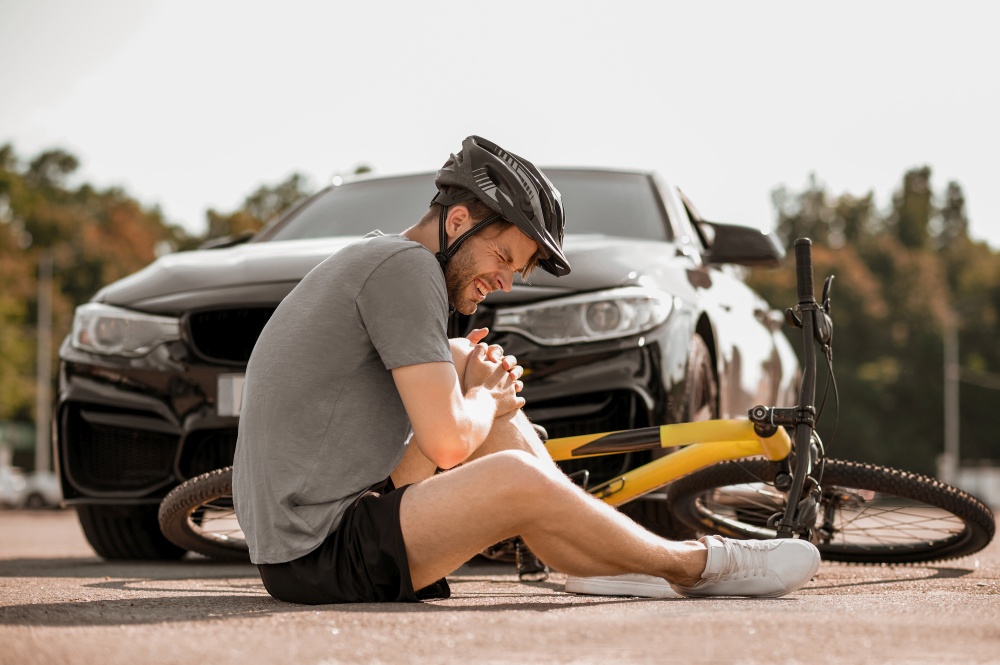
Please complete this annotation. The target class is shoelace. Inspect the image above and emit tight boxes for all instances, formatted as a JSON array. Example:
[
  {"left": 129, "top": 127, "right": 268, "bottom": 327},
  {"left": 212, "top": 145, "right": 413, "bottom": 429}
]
[{"left": 712, "top": 539, "right": 769, "bottom": 580}]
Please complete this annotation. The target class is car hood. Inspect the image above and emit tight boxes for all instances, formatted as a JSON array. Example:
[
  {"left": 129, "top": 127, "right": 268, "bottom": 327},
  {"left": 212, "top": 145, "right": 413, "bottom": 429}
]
[{"left": 96, "top": 234, "right": 686, "bottom": 312}]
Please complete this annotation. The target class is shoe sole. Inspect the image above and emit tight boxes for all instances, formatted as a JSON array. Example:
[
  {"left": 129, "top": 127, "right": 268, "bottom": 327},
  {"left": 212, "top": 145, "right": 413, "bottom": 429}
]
[{"left": 564, "top": 576, "right": 682, "bottom": 599}]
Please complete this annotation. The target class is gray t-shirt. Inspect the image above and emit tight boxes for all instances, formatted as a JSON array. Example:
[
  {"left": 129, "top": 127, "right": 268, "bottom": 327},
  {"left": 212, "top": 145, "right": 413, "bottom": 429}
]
[{"left": 233, "top": 232, "right": 452, "bottom": 564}]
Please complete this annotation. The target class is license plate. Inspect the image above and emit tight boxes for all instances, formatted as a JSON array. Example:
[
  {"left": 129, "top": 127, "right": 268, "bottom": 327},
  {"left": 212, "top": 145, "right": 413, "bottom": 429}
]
[{"left": 217, "top": 374, "right": 245, "bottom": 417}]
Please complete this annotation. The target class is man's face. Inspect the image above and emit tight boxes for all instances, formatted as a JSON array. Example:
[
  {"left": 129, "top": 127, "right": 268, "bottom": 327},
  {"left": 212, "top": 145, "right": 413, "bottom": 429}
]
[{"left": 445, "top": 225, "right": 538, "bottom": 315}]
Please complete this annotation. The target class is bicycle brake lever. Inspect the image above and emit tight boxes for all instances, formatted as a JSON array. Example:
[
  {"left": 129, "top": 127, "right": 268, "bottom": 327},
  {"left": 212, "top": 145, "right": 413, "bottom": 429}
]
[
  {"left": 784, "top": 307, "right": 803, "bottom": 329},
  {"left": 821, "top": 275, "right": 834, "bottom": 314}
]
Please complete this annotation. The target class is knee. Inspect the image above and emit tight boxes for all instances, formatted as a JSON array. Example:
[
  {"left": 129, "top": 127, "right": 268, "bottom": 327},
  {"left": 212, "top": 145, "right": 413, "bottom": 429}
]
[{"left": 486, "top": 450, "right": 564, "bottom": 503}]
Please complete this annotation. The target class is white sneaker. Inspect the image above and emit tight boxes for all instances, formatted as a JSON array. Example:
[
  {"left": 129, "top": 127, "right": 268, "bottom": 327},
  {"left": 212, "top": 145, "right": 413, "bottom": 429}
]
[
  {"left": 671, "top": 535, "right": 821, "bottom": 598},
  {"left": 564, "top": 573, "right": 682, "bottom": 598}
]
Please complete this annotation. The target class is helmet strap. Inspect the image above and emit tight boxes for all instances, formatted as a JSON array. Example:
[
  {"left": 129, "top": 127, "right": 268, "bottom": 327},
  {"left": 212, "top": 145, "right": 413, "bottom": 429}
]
[
  {"left": 435, "top": 209, "right": 503, "bottom": 271},
  {"left": 435, "top": 205, "right": 450, "bottom": 270}
]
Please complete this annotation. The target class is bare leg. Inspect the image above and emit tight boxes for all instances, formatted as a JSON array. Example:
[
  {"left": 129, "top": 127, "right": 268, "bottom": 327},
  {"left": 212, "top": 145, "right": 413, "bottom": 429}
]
[{"left": 400, "top": 450, "right": 706, "bottom": 590}]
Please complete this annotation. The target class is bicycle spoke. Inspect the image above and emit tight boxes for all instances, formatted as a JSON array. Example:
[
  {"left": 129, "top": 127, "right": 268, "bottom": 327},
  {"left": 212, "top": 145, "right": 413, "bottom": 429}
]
[
  {"left": 671, "top": 459, "right": 994, "bottom": 562},
  {"left": 822, "top": 496, "right": 965, "bottom": 549},
  {"left": 187, "top": 506, "right": 245, "bottom": 541}
]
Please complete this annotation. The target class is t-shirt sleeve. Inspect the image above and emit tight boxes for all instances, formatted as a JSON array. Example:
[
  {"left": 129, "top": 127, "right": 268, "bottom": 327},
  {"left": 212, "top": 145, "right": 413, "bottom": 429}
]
[{"left": 355, "top": 247, "right": 453, "bottom": 370}]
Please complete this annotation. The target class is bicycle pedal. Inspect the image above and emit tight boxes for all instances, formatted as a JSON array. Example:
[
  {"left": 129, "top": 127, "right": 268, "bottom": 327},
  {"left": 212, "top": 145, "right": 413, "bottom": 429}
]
[
  {"left": 797, "top": 496, "right": 818, "bottom": 525},
  {"left": 516, "top": 539, "right": 549, "bottom": 583}
]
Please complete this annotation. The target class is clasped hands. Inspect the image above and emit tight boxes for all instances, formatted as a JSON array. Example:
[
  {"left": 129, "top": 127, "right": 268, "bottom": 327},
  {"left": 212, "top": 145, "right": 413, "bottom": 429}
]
[{"left": 462, "top": 327, "right": 525, "bottom": 415}]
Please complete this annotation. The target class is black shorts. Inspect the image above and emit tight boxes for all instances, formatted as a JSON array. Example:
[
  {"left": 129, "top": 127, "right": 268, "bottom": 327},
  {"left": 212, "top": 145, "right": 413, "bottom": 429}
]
[{"left": 257, "top": 479, "right": 450, "bottom": 604}]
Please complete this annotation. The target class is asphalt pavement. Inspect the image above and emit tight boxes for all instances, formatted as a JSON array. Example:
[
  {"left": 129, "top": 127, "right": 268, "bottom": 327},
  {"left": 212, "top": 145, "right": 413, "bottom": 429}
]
[{"left": 1, "top": 509, "right": 999, "bottom": 664}]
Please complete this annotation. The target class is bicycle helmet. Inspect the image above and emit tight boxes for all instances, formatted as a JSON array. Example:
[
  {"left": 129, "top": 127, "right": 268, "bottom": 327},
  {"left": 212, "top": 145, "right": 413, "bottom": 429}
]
[{"left": 432, "top": 135, "right": 571, "bottom": 277}]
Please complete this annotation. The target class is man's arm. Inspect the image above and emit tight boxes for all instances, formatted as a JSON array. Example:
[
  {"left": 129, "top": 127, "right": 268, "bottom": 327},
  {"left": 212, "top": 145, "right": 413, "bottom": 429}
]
[{"left": 392, "top": 341, "right": 523, "bottom": 470}]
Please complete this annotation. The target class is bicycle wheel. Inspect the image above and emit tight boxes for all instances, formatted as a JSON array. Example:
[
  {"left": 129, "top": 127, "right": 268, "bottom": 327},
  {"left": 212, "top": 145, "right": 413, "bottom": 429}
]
[
  {"left": 668, "top": 458, "right": 996, "bottom": 564},
  {"left": 158, "top": 466, "right": 250, "bottom": 562}
]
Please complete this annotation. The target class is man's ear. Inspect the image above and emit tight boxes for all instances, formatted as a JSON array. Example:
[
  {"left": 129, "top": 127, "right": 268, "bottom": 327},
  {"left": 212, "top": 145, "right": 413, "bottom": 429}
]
[{"left": 444, "top": 204, "right": 472, "bottom": 240}]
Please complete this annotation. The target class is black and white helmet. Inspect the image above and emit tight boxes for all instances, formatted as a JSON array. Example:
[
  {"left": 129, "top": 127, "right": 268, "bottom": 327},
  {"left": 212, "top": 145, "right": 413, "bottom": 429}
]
[{"left": 432, "top": 135, "right": 570, "bottom": 277}]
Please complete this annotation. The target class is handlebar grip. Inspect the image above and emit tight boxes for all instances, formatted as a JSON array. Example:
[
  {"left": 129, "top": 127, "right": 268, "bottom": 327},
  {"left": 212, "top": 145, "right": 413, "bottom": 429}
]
[{"left": 794, "top": 238, "right": 816, "bottom": 304}]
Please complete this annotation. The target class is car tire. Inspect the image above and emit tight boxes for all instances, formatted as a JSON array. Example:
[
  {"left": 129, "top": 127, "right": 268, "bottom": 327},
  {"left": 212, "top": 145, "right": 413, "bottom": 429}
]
[
  {"left": 680, "top": 334, "right": 718, "bottom": 423},
  {"left": 76, "top": 504, "right": 186, "bottom": 560},
  {"left": 626, "top": 334, "right": 718, "bottom": 541}
]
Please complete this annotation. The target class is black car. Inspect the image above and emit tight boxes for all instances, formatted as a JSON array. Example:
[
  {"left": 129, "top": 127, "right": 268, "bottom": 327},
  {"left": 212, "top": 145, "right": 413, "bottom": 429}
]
[{"left": 55, "top": 168, "right": 799, "bottom": 559}]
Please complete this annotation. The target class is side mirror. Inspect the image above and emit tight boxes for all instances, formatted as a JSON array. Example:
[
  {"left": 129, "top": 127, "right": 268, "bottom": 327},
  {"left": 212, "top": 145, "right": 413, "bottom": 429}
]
[{"left": 701, "top": 222, "right": 784, "bottom": 267}]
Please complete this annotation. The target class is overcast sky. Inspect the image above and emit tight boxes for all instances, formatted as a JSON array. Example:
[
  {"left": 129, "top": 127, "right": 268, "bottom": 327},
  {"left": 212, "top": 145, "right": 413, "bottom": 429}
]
[{"left": 2, "top": 0, "right": 998, "bottom": 248}]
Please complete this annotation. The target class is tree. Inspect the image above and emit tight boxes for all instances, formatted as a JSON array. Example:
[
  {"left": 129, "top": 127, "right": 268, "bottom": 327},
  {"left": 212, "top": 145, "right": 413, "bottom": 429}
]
[
  {"left": 205, "top": 172, "right": 314, "bottom": 241},
  {"left": 889, "top": 166, "right": 933, "bottom": 249},
  {"left": 752, "top": 166, "right": 1000, "bottom": 474},
  {"left": 0, "top": 145, "right": 193, "bottom": 424},
  {"left": 772, "top": 173, "right": 833, "bottom": 247},
  {"left": 937, "top": 181, "right": 969, "bottom": 249},
  {"left": 25, "top": 149, "right": 79, "bottom": 189}
]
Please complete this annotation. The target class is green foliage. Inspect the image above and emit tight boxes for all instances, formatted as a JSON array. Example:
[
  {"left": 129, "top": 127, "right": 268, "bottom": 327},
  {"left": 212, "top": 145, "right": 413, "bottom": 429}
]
[
  {"left": 751, "top": 167, "right": 1000, "bottom": 474},
  {"left": 0, "top": 144, "right": 194, "bottom": 421},
  {"left": 890, "top": 166, "right": 933, "bottom": 249},
  {"left": 205, "top": 172, "right": 314, "bottom": 241}
]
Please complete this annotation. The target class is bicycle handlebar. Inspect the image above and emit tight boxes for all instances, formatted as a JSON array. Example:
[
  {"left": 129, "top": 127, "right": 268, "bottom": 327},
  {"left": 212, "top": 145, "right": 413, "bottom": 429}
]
[{"left": 794, "top": 238, "right": 816, "bottom": 305}]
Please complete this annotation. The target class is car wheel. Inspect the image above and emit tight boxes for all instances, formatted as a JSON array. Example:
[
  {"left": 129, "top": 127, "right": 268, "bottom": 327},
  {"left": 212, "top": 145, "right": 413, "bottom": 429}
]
[
  {"left": 76, "top": 504, "right": 186, "bottom": 560},
  {"left": 681, "top": 334, "right": 718, "bottom": 423},
  {"left": 626, "top": 335, "right": 719, "bottom": 540}
]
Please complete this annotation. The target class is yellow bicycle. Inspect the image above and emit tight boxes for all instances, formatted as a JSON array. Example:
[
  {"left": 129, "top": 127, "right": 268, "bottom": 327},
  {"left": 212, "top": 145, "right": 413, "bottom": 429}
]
[{"left": 159, "top": 239, "right": 995, "bottom": 564}]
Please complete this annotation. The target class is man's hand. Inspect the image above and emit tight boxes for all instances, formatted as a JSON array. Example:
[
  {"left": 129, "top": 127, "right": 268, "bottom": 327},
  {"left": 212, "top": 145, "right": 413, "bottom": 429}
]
[
  {"left": 465, "top": 327, "right": 523, "bottom": 392},
  {"left": 463, "top": 340, "right": 525, "bottom": 418},
  {"left": 391, "top": 334, "right": 526, "bottom": 469}
]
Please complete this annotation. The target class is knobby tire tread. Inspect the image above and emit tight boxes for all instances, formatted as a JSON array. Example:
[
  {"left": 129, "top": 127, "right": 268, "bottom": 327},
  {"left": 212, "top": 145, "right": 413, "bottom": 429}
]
[
  {"left": 668, "top": 458, "right": 995, "bottom": 564},
  {"left": 158, "top": 466, "right": 250, "bottom": 562}
]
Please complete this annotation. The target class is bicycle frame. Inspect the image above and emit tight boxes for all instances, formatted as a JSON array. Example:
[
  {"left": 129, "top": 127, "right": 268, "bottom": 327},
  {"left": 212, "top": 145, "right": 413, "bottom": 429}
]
[{"left": 545, "top": 420, "right": 792, "bottom": 507}]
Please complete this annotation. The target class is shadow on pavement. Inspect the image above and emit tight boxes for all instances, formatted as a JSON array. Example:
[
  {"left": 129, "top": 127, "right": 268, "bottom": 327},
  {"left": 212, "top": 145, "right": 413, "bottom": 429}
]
[
  {"left": 0, "top": 589, "right": 669, "bottom": 627},
  {"left": 0, "top": 557, "right": 258, "bottom": 580},
  {"left": 808, "top": 565, "right": 975, "bottom": 591}
]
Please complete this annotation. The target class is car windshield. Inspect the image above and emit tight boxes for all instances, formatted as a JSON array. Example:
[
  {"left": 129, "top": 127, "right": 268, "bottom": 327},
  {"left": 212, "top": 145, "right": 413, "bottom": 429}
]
[{"left": 262, "top": 170, "right": 670, "bottom": 242}]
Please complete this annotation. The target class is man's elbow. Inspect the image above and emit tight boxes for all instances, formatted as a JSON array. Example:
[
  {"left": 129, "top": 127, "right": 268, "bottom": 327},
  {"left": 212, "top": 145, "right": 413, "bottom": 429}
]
[
  {"left": 416, "top": 429, "right": 473, "bottom": 470},
  {"left": 425, "top": 445, "right": 469, "bottom": 471}
]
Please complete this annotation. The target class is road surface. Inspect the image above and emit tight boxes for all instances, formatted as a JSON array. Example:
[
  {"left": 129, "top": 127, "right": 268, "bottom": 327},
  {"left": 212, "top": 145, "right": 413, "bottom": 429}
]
[{"left": 1, "top": 509, "right": 999, "bottom": 664}]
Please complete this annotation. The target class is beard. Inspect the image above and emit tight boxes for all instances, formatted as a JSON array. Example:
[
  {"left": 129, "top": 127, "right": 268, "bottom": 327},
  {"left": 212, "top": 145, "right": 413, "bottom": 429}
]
[{"left": 444, "top": 241, "right": 482, "bottom": 315}]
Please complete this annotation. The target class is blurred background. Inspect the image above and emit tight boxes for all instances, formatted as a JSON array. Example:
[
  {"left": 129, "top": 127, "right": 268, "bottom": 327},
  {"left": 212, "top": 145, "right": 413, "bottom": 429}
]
[{"left": 1, "top": 0, "right": 998, "bottom": 504}]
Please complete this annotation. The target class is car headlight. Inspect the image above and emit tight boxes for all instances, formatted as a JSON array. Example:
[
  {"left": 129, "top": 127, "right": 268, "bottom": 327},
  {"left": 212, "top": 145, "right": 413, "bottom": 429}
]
[
  {"left": 71, "top": 303, "right": 180, "bottom": 357},
  {"left": 493, "top": 287, "right": 673, "bottom": 345}
]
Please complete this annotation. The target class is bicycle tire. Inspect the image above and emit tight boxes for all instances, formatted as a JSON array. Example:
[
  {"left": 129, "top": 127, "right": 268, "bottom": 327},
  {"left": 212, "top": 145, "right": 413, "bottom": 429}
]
[
  {"left": 668, "top": 458, "right": 996, "bottom": 564},
  {"left": 158, "top": 466, "right": 250, "bottom": 562}
]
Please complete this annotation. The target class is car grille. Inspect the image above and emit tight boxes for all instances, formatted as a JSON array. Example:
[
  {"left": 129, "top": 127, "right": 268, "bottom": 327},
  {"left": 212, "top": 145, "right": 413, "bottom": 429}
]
[
  {"left": 187, "top": 307, "right": 275, "bottom": 364},
  {"left": 64, "top": 406, "right": 178, "bottom": 492},
  {"left": 527, "top": 391, "right": 649, "bottom": 488},
  {"left": 179, "top": 429, "right": 238, "bottom": 480},
  {"left": 447, "top": 307, "right": 495, "bottom": 338}
]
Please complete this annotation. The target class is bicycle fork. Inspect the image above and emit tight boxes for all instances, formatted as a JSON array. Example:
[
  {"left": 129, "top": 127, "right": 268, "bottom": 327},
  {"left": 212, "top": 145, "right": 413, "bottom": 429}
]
[{"left": 748, "top": 404, "right": 819, "bottom": 538}]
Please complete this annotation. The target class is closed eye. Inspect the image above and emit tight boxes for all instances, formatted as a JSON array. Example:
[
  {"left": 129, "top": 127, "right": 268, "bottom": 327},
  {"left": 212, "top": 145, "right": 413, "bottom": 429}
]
[{"left": 498, "top": 250, "right": 514, "bottom": 269}]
